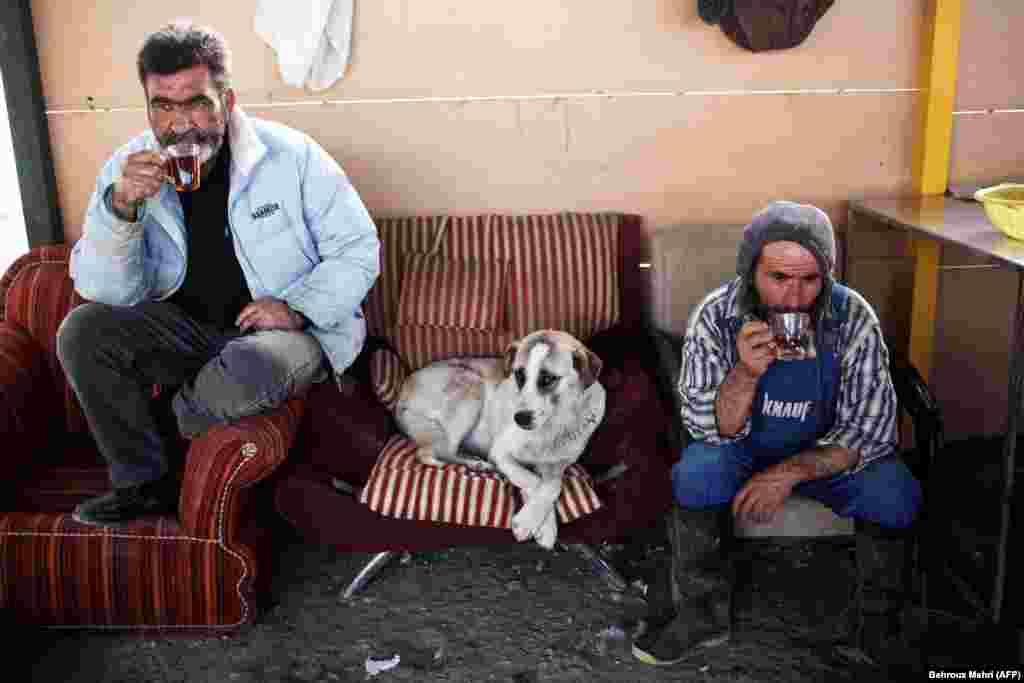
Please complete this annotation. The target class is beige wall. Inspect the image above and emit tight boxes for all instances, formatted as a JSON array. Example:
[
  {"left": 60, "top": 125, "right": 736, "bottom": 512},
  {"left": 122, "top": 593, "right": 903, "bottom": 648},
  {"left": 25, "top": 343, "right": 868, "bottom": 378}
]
[
  {"left": 951, "top": 0, "right": 1024, "bottom": 185},
  {"left": 30, "top": 1, "right": 1024, "bottom": 439},
  {"left": 35, "top": 0, "right": 929, "bottom": 244}
]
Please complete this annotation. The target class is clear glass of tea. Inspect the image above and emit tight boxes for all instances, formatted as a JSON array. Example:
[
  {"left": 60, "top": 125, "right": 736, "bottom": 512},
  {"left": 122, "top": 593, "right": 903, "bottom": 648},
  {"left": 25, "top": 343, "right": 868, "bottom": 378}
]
[
  {"left": 768, "top": 311, "right": 811, "bottom": 361},
  {"left": 162, "top": 142, "right": 201, "bottom": 192}
]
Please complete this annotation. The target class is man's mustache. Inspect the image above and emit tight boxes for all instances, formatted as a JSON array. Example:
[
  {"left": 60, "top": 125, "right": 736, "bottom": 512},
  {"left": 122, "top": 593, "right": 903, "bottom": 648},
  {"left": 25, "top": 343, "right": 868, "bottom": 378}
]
[
  {"left": 159, "top": 130, "right": 221, "bottom": 147},
  {"left": 757, "top": 304, "right": 814, "bottom": 318}
]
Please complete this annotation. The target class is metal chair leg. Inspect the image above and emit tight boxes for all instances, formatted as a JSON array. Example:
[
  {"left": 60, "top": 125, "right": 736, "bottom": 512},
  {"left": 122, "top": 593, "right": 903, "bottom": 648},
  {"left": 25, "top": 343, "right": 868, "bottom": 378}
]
[
  {"left": 342, "top": 551, "right": 398, "bottom": 599},
  {"left": 344, "top": 545, "right": 641, "bottom": 600}
]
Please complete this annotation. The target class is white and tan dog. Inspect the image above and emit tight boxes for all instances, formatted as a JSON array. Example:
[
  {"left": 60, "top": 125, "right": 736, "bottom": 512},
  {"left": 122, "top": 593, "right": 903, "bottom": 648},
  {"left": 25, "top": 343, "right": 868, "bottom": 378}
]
[{"left": 394, "top": 330, "right": 606, "bottom": 548}]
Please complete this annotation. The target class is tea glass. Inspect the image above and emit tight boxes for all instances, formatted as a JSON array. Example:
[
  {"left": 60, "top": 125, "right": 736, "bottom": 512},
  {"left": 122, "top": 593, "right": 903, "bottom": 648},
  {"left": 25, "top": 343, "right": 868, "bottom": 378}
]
[
  {"left": 768, "top": 311, "right": 811, "bottom": 361},
  {"left": 162, "top": 142, "right": 201, "bottom": 192}
]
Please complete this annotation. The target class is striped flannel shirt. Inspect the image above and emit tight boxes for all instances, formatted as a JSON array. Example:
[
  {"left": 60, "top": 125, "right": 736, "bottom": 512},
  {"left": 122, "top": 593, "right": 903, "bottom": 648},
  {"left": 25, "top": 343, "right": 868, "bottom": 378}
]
[{"left": 677, "top": 277, "right": 898, "bottom": 474}]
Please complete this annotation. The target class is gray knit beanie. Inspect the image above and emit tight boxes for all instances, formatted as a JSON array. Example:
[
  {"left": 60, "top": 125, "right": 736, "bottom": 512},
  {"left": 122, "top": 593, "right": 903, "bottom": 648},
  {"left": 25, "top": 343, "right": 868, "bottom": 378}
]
[{"left": 736, "top": 200, "right": 836, "bottom": 313}]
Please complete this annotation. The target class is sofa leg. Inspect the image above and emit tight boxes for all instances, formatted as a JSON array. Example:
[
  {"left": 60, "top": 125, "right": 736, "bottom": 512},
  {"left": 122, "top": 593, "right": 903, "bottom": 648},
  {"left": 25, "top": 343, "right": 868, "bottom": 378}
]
[
  {"left": 342, "top": 551, "right": 398, "bottom": 599},
  {"left": 563, "top": 542, "right": 639, "bottom": 598}
]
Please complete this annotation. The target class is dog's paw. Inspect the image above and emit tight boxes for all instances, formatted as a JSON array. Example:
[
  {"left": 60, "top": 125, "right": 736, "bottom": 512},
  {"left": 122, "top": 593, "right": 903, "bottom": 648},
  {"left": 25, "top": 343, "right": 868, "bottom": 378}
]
[
  {"left": 464, "top": 458, "right": 495, "bottom": 472},
  {"left": 512, "top": 502, "right": 549, "bottom": 542},
  {"left": 534, "top": 514, "right": 557, "bottom": 549}
]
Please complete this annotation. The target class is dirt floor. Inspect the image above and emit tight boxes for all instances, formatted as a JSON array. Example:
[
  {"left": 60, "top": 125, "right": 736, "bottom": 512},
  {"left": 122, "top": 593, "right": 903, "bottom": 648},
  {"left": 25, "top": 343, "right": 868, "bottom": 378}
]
[{"left": 17, "top": 512, "right": 1022, "bottom": 683}]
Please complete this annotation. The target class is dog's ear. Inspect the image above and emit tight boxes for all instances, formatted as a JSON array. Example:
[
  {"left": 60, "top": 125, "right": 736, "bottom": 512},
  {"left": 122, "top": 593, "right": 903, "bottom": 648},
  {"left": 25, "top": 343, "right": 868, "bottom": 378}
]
[
  {"left": 573, "top": 347, "right": 603, "bottom": 389},
  {"left": 503, "top": 342, "right": 519, "bottom": 377}
]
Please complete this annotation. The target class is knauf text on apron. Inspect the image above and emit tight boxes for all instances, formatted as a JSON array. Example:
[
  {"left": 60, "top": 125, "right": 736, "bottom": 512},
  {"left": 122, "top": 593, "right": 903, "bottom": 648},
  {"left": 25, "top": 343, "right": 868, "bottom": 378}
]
[{"left": 761, "top": 395, "right": 814, "bottom": 422}]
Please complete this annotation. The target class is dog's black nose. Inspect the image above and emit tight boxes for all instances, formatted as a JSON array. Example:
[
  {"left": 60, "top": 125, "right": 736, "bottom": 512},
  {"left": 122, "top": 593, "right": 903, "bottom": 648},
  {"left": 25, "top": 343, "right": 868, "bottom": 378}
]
[{"left": 514, "top": 411, "right": 535, "bottom": 429}]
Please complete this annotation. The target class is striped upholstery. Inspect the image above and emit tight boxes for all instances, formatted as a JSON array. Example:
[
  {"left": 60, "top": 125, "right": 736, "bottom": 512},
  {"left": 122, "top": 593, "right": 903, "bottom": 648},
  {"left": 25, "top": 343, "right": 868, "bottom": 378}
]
[
  {"left": 0, "top": 514, "right": 253, "bottom": 627},
  {"left": 364, "top": 213, "right": 622, "bottom": 345},
  {"left": 0, "top": 246, "right": 304, "bottom": 630},
  {"left": 397, "top": 254, "right": 509, "bottom": 329},
  {"left": 363, "top": 213, "right": 623, "bottom": 528},
  {"left": 369, "top": 347, "right": 407, "bottom": 411},
  {"left": 388, "top": 326, "right": 516, "bottom": 372},
  {"left": 389, "top": 252, "right": 514, "bottom": 369},
  {"left": 363, "top": 216, "right": 449, "bottom": 338},
  {"left": 359, "top": 436, "right": 601, "bottom": 528},
  {"left": 1, "top": 246, "right": 88, "bottom": 434}
]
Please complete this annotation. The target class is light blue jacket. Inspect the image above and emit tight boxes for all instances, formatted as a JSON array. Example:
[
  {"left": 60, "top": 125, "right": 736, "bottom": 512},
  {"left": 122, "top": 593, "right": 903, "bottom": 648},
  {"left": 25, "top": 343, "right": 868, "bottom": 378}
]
[{"left": 70, "top": 108, "right": 381, "bottom": 375}]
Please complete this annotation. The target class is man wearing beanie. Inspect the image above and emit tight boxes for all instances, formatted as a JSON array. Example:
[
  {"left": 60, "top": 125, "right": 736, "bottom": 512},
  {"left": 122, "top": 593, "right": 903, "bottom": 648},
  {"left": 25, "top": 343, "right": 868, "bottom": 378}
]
[{"left": 633, "top": 201, "right": 921, "bottom": 669}]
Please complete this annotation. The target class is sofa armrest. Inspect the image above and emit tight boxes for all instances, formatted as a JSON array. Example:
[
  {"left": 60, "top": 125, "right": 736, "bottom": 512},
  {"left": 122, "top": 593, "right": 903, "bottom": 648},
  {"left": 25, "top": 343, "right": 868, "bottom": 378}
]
[
  {"left": 584, "top": 324, "right": 679, "bottom": 473},
  {"left": 0, "top": 321, "right": 60, "bottom": 470},
  {"left": 178, "top": 397, "right": 305, "bottom": 538},
  {"left": 293, "top": 376, "right": 396, "bottom": 484}
]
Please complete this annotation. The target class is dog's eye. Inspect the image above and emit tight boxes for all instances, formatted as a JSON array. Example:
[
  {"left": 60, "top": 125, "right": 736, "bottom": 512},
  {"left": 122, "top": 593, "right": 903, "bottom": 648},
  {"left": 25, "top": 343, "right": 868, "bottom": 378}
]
[
  {"left": 538, "top": 372, "right": 559, "bottom": 390},
  {"left": 514, "top": 368, "right": 526, "bottom": 389}
]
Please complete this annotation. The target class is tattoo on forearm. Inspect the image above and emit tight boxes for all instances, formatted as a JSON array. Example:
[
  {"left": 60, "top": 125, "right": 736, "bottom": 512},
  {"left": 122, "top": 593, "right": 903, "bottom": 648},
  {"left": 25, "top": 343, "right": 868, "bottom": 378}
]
[{"left": 786, "top": 446, "right": 858, "bottom": 481}]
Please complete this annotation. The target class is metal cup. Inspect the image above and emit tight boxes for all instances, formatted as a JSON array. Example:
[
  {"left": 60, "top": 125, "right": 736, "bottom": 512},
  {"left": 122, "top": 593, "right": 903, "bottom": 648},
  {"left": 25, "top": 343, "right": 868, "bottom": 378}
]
[{"left": 768, "top": 311, "right": 811, "bottom": 361}]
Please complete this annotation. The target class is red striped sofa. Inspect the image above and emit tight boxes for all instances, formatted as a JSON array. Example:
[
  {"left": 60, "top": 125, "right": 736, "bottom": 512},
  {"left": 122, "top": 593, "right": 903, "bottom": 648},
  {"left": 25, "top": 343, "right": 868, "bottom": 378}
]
[
  {"left": 273, "top": 213, "right": 679, "bottom": 591},
  {"left": 0, "top": 245, "right": 303, "bottom": 631}
]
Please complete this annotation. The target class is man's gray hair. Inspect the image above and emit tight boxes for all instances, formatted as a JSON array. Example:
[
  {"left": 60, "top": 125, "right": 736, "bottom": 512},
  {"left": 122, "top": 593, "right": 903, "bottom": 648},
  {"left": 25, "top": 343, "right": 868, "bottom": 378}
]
[{"left": 137, "top": 20, "right": 232, "bottom": 93}]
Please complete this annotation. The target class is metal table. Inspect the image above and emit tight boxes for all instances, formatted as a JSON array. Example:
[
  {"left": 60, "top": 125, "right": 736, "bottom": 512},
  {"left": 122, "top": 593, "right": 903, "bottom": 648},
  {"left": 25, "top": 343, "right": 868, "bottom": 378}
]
[{"left": 850, "top": 195, "right": 1024, "bottom": 624}]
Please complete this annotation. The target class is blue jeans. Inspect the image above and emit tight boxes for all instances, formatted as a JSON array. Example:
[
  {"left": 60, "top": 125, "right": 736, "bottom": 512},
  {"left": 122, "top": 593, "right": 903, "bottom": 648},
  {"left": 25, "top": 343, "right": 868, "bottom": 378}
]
[
  {"left": 672, "top": 440, "right": 922, "bottom": 529},
  {"left": 56, "top": 301, "right": 325, "bottom": 487}
]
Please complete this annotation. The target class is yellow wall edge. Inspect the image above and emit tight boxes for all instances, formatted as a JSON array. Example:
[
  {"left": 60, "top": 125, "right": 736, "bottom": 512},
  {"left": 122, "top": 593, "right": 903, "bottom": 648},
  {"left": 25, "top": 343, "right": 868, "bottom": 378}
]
[{"left": 915, "top": 0, "right": 963, "bottom": 196}]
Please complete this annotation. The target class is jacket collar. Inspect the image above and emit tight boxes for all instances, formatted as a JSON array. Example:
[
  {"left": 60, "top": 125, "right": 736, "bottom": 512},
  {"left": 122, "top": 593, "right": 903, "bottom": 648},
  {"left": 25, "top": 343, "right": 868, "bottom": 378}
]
[{"left": 226, "top": 106, "right": 266, "bottom": 179}]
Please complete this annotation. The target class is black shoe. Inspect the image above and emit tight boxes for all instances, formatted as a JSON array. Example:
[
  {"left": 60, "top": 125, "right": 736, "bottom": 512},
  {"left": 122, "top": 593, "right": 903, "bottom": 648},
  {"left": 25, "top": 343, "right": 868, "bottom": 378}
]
[
  {"left": 72, "top": 477, "right": 178, "bottom": 527},
  {"left": 632, "top": 605, "right": 731, "bottom": 666}
]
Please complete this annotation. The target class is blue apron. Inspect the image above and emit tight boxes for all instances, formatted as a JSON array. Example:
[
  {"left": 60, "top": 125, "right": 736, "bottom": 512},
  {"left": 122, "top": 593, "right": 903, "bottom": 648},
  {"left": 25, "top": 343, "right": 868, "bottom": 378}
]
[{"left": 731, "top": 285, "right": 850, "bottom": 465}]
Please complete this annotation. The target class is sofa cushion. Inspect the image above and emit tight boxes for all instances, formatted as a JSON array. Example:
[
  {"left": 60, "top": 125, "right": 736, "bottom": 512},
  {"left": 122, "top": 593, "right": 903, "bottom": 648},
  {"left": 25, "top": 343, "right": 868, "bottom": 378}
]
[
  {"left": 362, "top": 216, "right": 451, "bottom": 338},
  {"left": 359, "top": 435, "right": 602, "bottom": 528},
  {"left": 387, "top": 325, "right": 515, "bottom": 372},
  {"left": 397, "top": 254, "right": 508, "bottom": 330},
  {"left": 363, "top": 214, "right": 631, "bottom": 343},
  {"left": 441, "top": 214, "right": 621, "bottom": 342},
  {"left": 386, "top": 253, "right": 513, "bottom": 371}
]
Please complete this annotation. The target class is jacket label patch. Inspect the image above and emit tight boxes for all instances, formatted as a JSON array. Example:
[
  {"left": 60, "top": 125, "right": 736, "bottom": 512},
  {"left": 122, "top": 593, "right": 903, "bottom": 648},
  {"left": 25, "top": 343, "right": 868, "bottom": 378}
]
[{"left": 251, "top": 202, "right": 281, "bottom": 220}]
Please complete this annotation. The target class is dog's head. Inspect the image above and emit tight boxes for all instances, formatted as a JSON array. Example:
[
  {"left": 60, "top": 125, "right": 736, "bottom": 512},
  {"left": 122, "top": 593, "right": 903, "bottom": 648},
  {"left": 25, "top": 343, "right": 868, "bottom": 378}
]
[{"left": 502, "top": 330, "right": 603, "bottom": 431}]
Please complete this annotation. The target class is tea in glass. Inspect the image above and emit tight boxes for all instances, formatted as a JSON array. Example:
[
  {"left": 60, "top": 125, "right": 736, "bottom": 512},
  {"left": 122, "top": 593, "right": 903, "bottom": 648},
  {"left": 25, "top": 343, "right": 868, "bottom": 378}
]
[
  {"left": 163, "top": 143, "right": 201, "bottom": 191},
  {"left": 768, "top": 311, "right": 811, "bottom": 361}
]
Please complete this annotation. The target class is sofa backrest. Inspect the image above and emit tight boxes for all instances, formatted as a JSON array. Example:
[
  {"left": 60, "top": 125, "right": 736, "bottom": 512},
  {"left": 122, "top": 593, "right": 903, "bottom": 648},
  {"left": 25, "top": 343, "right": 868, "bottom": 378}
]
[
  {"left": 364, "top": 213, "right": 647, "bottom": 371},
  {"left": 0, "top": 245, "right": 89, "bottom": 435},
  {"left": 0, "top": 212, "right": 649, "bottom": 434}
]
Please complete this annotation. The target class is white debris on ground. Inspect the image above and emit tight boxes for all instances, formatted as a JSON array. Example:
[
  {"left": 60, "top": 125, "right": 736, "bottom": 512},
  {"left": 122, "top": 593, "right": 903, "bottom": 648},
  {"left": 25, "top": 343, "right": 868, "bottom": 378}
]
[{"left": 364, "top": 654, "right": 400, "bottom": 677}]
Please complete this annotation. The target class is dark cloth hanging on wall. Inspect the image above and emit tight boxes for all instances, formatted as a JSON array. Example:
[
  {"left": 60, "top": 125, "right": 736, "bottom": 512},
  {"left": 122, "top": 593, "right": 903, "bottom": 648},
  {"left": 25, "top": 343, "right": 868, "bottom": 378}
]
[
  {"left": 698, "top": 0, "right": 730, "bottom": 26},
  {"left": 701, "top": 0, "right": 836, "bottom": 53}
]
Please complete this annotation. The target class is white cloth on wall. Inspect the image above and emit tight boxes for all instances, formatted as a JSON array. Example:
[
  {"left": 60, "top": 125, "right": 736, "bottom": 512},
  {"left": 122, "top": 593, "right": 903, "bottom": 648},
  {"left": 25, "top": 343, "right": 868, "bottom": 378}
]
[{"left": 254, "top": 0, "right": 353, "bottom": 91}]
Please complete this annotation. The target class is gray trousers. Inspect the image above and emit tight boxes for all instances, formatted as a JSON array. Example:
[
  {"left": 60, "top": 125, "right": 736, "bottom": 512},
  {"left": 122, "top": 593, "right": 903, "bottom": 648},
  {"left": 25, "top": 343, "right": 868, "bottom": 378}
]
[{"left": 56, "top": 301, "right": 325, "bottom": 488}]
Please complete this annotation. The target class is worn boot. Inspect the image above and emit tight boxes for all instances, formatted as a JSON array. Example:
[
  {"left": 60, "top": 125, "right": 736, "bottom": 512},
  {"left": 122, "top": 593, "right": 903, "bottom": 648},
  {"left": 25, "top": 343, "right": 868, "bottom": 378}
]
[
  {"left": 633, "top": 504, "right": 733, "bottom": 666},
  {"left": 837, "top": 521, "right": 920, "bottom": 671},
  {"left": 72, "top": 474, "right": 179, "bottom": 527}
]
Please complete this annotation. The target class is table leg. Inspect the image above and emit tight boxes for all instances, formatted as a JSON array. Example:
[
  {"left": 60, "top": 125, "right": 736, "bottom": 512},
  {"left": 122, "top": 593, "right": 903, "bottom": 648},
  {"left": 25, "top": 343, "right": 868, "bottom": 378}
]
[
  {"left": 907, "top": 237, "right": 941, "bottom": 382},
  {"left": 993, "top": 270, "right": 1024, "bottom": 624}
]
